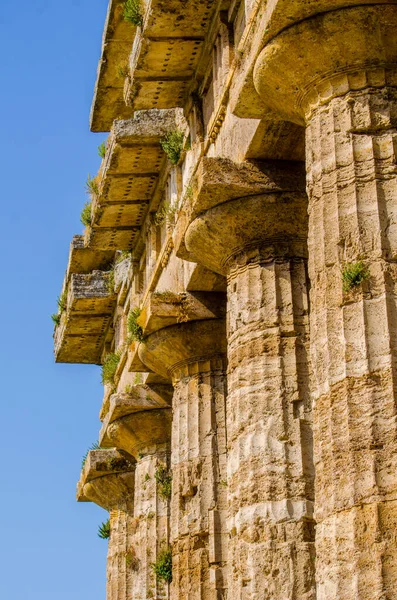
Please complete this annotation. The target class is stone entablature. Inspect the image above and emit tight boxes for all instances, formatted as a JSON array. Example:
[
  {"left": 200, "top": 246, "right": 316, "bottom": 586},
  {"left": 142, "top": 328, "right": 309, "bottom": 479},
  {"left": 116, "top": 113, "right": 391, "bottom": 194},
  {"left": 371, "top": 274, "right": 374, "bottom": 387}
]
[{"left": 54, "top": 1, "right": 397, "bottom": 599}]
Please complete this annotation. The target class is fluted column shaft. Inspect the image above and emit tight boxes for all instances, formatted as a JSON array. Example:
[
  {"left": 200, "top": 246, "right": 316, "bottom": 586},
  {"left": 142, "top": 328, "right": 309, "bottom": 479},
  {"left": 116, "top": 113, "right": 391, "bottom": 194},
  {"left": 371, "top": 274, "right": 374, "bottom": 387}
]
[
  {"left": 133, "top": 443, "right": 170, "bottom": 600},
  {"left": 171, "top": 357, "right": 228, "bottom": 600},
  {"left": 107, "top": 499, "right": 136, "bottom": 600},
  {"left": 254, "top": 6, "right": 397, "bottom": 597},
  {"left": 138, "top": 319, "right": 229, "bottom": 600},
  {"left": 306, "top": 72, "right": 397, "bottom": 599},
  {"left": 185, "top": 179, "right": 315, "bottom": 598},
  {"left": 226, "top": 244, "right": 315, "bottom": 599}
]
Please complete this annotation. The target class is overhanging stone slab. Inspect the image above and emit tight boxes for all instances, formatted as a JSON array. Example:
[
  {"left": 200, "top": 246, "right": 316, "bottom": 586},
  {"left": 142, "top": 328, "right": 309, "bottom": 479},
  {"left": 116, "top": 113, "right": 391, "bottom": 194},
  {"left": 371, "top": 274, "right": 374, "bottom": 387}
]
[
  {"left": 67, "top": 235, "right": 114, "bottom": 277},
  {"left": 77, "top": 449, "right": 135, "bottom": 509},
  {"left": 100, "top": 385, "right": 172, "bottom": 446},
  {"left": 139, "top": 291, "right": 226, "bottom": 335},
  {"left": 126, "top": 0, "right": 217, "bottom": 110},
  {"left": 90, "top": 0, "right": 137, "bottom": 132},
  {"left": 88, "top": 110, "right": 184, "bottom": 251},
  {"left": 54, "top": 271, "right": 116, "bottom": 364}
]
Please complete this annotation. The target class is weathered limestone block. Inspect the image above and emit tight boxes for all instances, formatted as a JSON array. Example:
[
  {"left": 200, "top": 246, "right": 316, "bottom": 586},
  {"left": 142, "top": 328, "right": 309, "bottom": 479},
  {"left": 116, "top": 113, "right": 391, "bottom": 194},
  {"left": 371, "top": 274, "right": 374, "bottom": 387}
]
[
  {"left": 90, "top": 0, "right": 137, "bottom": 132},
  {"left": 254, "top": 6, "right": 397, "bottom": 598},
  {"left": 88, "top": 109, "right": 186, "bottom": 251},
  {"left": 54, "top": 270, "right": 116, "bottom": 364},
  {"left": 185, "top": 159, "right": 315, "bottom": 599},
  {"left": 139, "top": 319, "right": 228, "bottom": 600},
  {"left": 77, "top": 449, "right": 136, "bottom": 600},
  {"left": 100, "top": 388, "right": 173, "bottom": 600},
  {"left": 125, "top": 0, "right": 217, "bottom": 111}
]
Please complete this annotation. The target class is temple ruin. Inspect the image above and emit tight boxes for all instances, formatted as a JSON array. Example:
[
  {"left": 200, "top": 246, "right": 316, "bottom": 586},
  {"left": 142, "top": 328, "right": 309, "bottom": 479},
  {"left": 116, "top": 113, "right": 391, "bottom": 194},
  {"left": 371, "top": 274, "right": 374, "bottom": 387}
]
[{"left": 53, "top": 1, "right": 397, "bottom": 598}]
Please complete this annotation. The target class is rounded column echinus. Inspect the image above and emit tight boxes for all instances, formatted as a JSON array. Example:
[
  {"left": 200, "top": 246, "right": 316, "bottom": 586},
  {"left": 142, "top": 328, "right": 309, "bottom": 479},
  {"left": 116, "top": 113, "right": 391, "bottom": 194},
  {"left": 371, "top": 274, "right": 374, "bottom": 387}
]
[
  {"left": 254, "top": 5, "right": 397, "bottom": 599},
  {"left": 185, "top": 165, "right": 315, "bottom": 600},
  {"left": 138, "top": 318, "right": 228, "bottom": 600}
]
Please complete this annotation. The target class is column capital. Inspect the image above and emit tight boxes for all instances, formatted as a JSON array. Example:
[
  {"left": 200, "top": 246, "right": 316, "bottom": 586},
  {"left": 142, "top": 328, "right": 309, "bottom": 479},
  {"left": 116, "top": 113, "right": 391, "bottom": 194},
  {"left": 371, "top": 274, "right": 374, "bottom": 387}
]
[
  {"left": 99, "top": 388, "right": 172, "bottom": 459},
  {"left": 254, "top": 5, "right": 397, "bottom": 125},
  {"left": 76, "top": 449, "right": 135, "bottom": 510},
  {"left": 138, "top": 319, "right": 227, "bottom": 382},
  {"left": 186, "top": 193, "right": 307, "bottom": 276}
]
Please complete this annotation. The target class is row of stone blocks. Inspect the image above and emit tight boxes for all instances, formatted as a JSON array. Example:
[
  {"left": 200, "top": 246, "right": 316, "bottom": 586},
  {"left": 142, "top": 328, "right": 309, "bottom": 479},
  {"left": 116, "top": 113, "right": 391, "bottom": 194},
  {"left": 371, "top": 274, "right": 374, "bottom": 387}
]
[{"left": 62, "top": 3, "right": 397, "bottom": 599}]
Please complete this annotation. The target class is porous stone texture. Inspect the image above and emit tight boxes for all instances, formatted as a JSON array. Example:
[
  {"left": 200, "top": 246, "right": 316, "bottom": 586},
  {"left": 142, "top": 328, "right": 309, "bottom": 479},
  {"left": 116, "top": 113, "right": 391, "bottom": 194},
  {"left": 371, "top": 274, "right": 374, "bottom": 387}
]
[
  {"left": 77, "top": 450, "right": 136, "bottom": 600},
  {"left": 185, "top": 178, "right": 315, "bottom": 599},
  {"left": 139, "top": 319, "right": 228, "bottom": 600},
  {"left": 59, "top": 2, "right": 397, "bottom": 598},
  {"left": 254, "top": 6, "right": 397, "bottom": 598}
]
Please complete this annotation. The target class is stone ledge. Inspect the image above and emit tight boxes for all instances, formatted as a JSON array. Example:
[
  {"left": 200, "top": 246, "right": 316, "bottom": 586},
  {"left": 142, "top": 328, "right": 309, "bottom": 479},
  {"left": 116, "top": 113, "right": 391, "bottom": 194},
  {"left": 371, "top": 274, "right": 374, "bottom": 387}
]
[
  {"left": 90, "top": 0, "right": 137, "bottom": 132},
  {"left": 86, "top": 109, "right": 185, "bottom": 252},
  {"left": 77, "top": 449, "right": 135, "bottom": 509},
  {"left": 100, "top": 406, "right": 172, "bottom": 459},
  {"left": 125, "top": 0, "right": 217, "bottom": 111},
  {"left": 54, "top": 270, "right": 116, "bottom": 364},
  {"left": 138, "top": 291, "right": 226, "bottom": 335}
]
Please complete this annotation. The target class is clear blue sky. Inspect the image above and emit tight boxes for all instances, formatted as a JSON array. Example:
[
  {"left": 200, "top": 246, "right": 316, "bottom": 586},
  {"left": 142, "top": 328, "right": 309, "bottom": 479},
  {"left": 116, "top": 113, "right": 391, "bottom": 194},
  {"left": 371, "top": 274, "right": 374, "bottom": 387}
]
[{"left": 0, "top": 1, "right": 111, "bottom": 597}]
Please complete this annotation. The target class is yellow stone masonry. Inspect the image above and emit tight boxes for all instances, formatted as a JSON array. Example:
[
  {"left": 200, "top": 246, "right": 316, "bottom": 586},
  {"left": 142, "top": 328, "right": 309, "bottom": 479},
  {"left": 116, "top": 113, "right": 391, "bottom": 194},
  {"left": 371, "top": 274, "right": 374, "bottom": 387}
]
[{"left": 54, "top": 1, "right": 397, "bottom": 598}]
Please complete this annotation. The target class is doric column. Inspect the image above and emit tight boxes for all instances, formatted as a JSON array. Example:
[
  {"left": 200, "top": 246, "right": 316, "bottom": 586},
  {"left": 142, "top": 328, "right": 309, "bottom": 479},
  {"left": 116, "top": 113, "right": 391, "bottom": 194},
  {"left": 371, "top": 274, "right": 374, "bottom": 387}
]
[
  {"left": 184, "top": 159, "right": 315, "bottom": 599},
  {"left": 100, "top": 385, "right": 173, "bottom": 600},
  {"left": 77, "top": 449, "right": 136, "bottom": 600},
  {"left": 254, "top": 6, "right": 397, "bottom": 598},
  {"left": 138, "top": 318, "right": 228, "bottom": 600}
]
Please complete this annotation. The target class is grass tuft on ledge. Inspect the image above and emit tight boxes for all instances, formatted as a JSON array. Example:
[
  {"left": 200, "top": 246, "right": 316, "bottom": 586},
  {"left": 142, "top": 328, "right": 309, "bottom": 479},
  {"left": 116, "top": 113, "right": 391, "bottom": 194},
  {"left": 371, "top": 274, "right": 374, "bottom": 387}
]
[
  {"left": 98, "top": 519, "right": 111, "bottom": 540},
  {"left": 123, "top": 0, "right": 143, "bottom": 26},
  {"left": 342, "top": 261, "right": 369, "bottom": 292},
  {"left": 152, "top": 547, "right": 172, "bottom": 583},
  {"left": 160, "top": 131, "right": 184, "bottom": 165}
]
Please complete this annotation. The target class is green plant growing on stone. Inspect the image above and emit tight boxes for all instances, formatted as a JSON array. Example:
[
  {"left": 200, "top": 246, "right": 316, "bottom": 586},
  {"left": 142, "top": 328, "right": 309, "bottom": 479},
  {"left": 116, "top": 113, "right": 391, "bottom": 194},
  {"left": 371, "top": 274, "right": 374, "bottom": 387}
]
[
  {"left": 80, "top": 201, "right": 92, "bottom": 227},
  {"left": 98, "top": 519, "right": 111, "bottom": 540},
  {"left": 57, "top": 289, "right": 68, "bottom": 313},
  {"left": 160, "top": 130, "right": 184, "bottom": 165},
  {"left": 152, "top": 547, "right": 172, "bottom": 583},
  {"left": 154, "top": 201, "right": 178, "bottom": 226},
  {"left": 81, "top": 441, "right": 102, "bottom": 469},
  {"left": 342, "top": 261, "right": 370, "bottom": 292},
  {"left": 51, "top": 313, "right": 61, "bottom": 326},
  {"left": 51, "top": 288, "right": 68, "bottom": 326},
  {"left": 123, "top": 0, "right": 143, "bottom": 26},
  {"left": 127, "top": 307, "right": 145, "bottom": 343},
  {"left": 86, "top": 173, "right": 99, "bottom": 198},
  {"left": 155, "top": 465, "right": 172, "bottom": 499},
  {"left": 101, "top": 352, "right": 121, "bottom": 385},
  {"left": 98, "top": 141, "right": 106, "bottom": 159}
]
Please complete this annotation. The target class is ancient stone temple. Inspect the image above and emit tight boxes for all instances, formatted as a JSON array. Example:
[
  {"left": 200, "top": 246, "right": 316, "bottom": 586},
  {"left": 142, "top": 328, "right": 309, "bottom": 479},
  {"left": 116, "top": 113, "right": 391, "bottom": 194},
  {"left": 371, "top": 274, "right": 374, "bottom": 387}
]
[{"left": 53, "top": 1, "right": 397, "bottom": 598}]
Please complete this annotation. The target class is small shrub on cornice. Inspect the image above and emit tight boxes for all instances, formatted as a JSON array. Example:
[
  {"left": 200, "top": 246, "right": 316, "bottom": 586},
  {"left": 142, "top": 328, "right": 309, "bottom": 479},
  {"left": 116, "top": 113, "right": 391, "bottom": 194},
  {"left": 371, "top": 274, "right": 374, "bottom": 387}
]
[
  {"left": 51, "top": 313, "right": 61, "bottom": 326},
  {"left": 342, "top": 261, "right": 369, "bottom": 292},
  {"left": 155, "top": 465, "right": 172, "bottom": 499},
  {"left": 154, "top": 201, "right": 178, "bottom": 227},
  {"left": 101, "top": 352, "right": 121, "bottom": 386},
  {"left": 86, "top": 173, "right": 99, "bottom": 198},
  {"left": 81, "top": 441, "right": 102, "bottom": 469},
  {"left": 98, "top": 142, "right": 106, "bottom": 159},
  {"left": 57, "top": 289, "right": 68, "bottom": 313},
  {"left": 152, "top": 547, "right": 172, "bottom": 583},
  {"left": 123, "top": 0, "right": 143, "bottom": 26},
  {"left": 98, "top": 519, "right": 111, "bottom": 540},
  {"left": 160, "top": 130, "right": 184, "bottom": 165},
  {"left": 127, "top": 307, "right": 145, "bottom": 344},
  {"left": 80, "top": 201, "right": 92, "bottom": 227}
]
